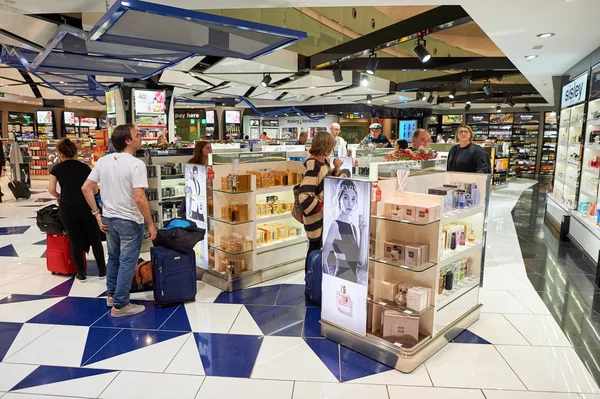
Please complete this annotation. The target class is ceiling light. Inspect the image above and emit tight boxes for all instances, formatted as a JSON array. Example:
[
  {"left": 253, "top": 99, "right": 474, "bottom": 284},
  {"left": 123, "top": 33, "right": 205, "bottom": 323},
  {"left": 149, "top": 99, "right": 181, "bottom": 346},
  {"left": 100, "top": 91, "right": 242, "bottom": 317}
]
[
  {"left": 365, "top": 54, "right": 378, "bottom": 75},
  {"left": 427, "top": 93, "right": 435, "bottom": 104},
  {"left": 360, "top": 74, "right": 370, "bottom": 87},
  {"left": 260, "top": 74, "right": 272, "bottom": 88},
  {"left": 420, "top": 92, "right": 427, "bottom": 101},
  {"left": 465, "top": 104, "right": 471, "bottom": 112},
  {"left": 507, "top": 98, "right": 516, "bottom": 107},
  {"left": 309, "top": 86, "right": 315, "bottom": 89},
  {"left": 186, "top": 83, "right": 192, "bottom": 86},
  {"left": 537, "top": 33, "right": 555, "bottom": 38},
  {"left": 525, "top": 55, "right": 538, "bottom": 60},
  {"left": 332, "top": 66, "right": 343, "bottom": 83},
  {"left": 550, "top": 111, "right": 557, "bottom": 117},
  {"left": 466, "top": 97, "right": 472, "bottom": 105},
  {"left": 59, "top": 81, "right": 65, "bottom": 84},
  {"left": 525, "top": 104, "right": 531, "bottom": 112},
  {"left": 451, "top": 103, "right": 454, "bottom": 109},
  {"left": 448, "top": 88, "right": 456, "bottom": 99},
  {"left": 482, "top": 81, "right": 493, "bottom": 96},
  {"left": 366, "top": 94, "right": 372, "bottom": 104},
  {"left": 496, "top": 104, "right": 502, "bottom": 113},
  {"left": 413, "top": 38, "right": 431, "bottom": 63}
]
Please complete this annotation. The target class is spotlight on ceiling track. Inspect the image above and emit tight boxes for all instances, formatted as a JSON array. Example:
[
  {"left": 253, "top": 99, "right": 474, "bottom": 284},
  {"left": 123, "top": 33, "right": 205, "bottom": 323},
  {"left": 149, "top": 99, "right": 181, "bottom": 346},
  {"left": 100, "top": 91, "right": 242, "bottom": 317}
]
[
  {"left": 365, "top": 53, "right": 378, "bottom": 75},
  {"left": 448, "top": 88, "right": 456, "bottom": 99},
  {"left": 427, "top": 93, "right": 435, "bottom": 104},
  {"left": 496, "top": 104, "right": 502, "bottom": 113},
  {"left": 525, "top": 104, "right": 531, "bottom": 112},
  {"left": 332, "top": 66, "right": 343, "bottom": 83},
  {"left": 537, "top": 33, "right": 555, "bottom": 38},
  {"left": 260, "top": 74, "right": 272, "bottom": 88},
  {"left": 413, "top": 37, "right": 431, "bottom": 63},
  {"left": 466, "top": 96, "right": 472, "bottom": 105},
  {"left": 360, "top": 74, "right": 370, "bottom": 87},
  {"left": 420, "top": 92, "right": 428, "bottom": 101},
  {"left": 507, "top": 98, "right": 516, "bottom": 107},
  {"left": 482, "top": 81, "right": 494, "bottom": 96},
  {"left": 366, "top": 94, "right": 372, "bottom": 104},
  {"left": 465, "top": 104, "right": 471, "bottom": 112}
]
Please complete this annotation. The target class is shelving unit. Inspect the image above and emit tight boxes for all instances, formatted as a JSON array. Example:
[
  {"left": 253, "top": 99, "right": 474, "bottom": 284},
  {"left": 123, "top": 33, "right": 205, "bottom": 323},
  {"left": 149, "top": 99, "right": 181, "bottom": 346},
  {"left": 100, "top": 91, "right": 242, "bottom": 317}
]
[
  {"left": 510, "top": 113, "right": 540, "bottom": 179},
  {"left": 466, "top": 114, "right": 490, "bottom": 144},
  {"left": 321, "top": 171, "right": 490, "bottom": 373},
  {"left": 541, "top": 112, "right": 558, "bottom": 176},
  {"left": 575, "top": 96, "right": 600, "bottom": 223}
]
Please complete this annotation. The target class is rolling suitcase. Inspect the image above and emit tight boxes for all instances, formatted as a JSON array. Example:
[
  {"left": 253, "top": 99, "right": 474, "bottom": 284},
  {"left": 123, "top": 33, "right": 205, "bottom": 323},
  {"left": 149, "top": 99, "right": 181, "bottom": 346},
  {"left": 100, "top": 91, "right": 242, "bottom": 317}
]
[
  {"left": 304, "top": 249, "right": 323, "bottom": 305},
  {"left": 8, "top": 180, "right": 31, "bottom": 200},
  {"left": 151, "top": 246, "right": 197, "bottom": 306},
  {"left": 46, "top": 233, "right": 80, "bottom": 275}
]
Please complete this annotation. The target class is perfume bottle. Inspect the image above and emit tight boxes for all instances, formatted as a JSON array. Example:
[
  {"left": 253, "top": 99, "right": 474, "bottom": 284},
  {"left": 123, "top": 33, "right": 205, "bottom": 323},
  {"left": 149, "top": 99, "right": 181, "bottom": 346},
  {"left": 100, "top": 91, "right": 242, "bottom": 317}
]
[
  {"left": 445, "top": 270, "right": 454, "bottom": 290},
  {"left": 394, "top": 290, "right": 407, "bottom": 306},
  {"left": 468, "top": 229, "right": 476, "bottom": 243},
  {"left": 459, "top": 231, "right": 466, "bottom": 246},
  {"left": 337, "top": 285, "right": 352, "bottom": 316},
  {"left": 438, "top": 274, "right": 445, "bottom": 294},
  {"left": 450, "top": 232, "right": 457, "bottom": 250}
]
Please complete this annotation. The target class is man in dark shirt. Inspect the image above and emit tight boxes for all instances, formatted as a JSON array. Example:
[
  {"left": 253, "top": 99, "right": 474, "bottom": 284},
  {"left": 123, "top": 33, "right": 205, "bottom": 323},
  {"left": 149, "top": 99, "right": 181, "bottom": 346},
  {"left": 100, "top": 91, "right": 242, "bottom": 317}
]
[
  {"left": 408, "top": 129, "right": 432, "bottom": 151},
  {"left": 360, "top": 123, "right": 392, "bottom": 147}
]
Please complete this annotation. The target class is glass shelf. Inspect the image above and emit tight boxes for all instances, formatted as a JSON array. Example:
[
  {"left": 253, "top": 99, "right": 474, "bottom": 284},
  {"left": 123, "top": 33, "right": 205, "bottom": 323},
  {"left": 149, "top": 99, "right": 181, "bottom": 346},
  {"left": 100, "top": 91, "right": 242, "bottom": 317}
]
[
  {"left": 437, "top": 277, "right": 479, "bottom": 309},
  {"left": 161, "top": 174, "right": 185, "bottom": 180},
  {"left": 210, "top": 245, "right": 254, "bottom": 255},
  {"left": 208, "top": 188, "right": 253, "bottom": 194},
  {"left": 209, "top": 217, "right": 254, "bottom": 225},
  {"left": 369, "top": 257, "right": 437, "bottom": 273},
  {"left": 371, "top": 214, "right": 439, "bottom": 226},
  {"left": 369, "top": 297, "right": 434, "bottom": 317}
]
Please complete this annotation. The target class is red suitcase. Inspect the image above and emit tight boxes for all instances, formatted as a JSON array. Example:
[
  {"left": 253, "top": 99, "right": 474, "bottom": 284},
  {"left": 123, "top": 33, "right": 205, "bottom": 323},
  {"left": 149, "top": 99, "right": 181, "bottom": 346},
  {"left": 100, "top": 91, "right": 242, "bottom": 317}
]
[{"left": 46, "top": 233, "right": 82, "bottom": 275}]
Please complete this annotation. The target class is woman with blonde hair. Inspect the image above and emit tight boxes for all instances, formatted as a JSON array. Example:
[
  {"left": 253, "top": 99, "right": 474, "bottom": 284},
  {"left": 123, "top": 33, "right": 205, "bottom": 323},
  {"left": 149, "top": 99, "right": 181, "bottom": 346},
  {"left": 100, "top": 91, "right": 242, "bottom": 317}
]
[{"left": 447, "top": 125, "right": 490, "bottom": 173}]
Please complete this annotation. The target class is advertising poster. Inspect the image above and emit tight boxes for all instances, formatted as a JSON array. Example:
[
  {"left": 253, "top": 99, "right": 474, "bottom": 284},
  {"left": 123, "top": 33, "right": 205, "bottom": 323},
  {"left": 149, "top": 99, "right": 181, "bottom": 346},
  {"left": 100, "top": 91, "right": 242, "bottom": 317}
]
[
  {"left": 64, "top": 111, "right": 75, "bottom": 125},
  {"left": 590, "top": 63, "right": 600, "bottom": 101},
  {"left": 337, "top": 157, "right": 353, "bottom": 178},
  {"left": 321, "top": 177, "right": 371, "bottom": 335},
  {"left": 225, "top": 110, "right": 241, "bottom": 124},
  {"left": 206, "top": 110, "right": 215, "bottom": 124},
  {"left": 185, "top": 164, "right": 208, "bottom": 269},
  {"left": 442, "top": 114, "right": 463, "bottom": 125},
  {"left": 106, "top": 90, "right": 116, "bottom": 115},
  {"left": 490, "top": 113, "right": 514, "bottom": 124},
  {"left": 466, "top": 114, "right": 489, "bottom": 124},
  {"left": 135, "top": 90, "right": 166, "bottom": 114},
  {"left": 37, "top": 111, "right": 53, "bottom": 124}
]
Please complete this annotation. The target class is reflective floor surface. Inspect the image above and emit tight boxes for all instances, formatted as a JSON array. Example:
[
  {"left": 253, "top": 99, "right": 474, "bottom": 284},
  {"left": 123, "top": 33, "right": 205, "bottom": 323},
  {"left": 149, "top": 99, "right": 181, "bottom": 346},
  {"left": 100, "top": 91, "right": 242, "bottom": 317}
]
[{"left": 0, "top": 180, "right": 598, "bottom": 399}]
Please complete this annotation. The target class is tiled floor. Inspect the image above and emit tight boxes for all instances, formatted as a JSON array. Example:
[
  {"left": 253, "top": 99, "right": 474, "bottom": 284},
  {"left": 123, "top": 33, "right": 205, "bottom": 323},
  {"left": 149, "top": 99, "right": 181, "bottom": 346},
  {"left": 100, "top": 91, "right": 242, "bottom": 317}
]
[{"left": 0, "top": 180, "right": 599, "bottom": 398}]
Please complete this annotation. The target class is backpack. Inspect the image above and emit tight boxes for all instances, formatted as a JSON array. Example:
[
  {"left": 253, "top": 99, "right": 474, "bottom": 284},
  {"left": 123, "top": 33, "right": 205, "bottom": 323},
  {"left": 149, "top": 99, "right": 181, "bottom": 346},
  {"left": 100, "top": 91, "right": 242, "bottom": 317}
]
[
  {"left": 304, "top": 249, "right": 322, "bottom": 305},
  {"left": 130, "top": 258, "right": 153, "bottom": 292},
  {"left": 36, "top": 204, "right": 65, "bottom": 234},
  {"left": 153, "top": 218, "right": 205, "bottom": 253},
  {"left": 292, "top": 184, "right": 304, "bottom": 223}
]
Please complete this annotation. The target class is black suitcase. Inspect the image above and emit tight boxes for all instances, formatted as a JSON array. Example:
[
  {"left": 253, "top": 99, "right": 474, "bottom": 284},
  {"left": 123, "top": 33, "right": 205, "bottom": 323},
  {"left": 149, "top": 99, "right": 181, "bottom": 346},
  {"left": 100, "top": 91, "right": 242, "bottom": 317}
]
[
  {"left": 151, "top": 246, "right": 197, "bottom": 306},
  {"left": 8, "top": 180, "right": 31, "bottom": 200}
]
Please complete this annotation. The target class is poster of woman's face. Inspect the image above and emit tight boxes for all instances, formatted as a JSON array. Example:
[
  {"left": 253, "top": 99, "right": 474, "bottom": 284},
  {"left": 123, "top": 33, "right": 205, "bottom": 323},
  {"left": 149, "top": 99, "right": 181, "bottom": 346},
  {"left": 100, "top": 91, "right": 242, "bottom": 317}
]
[
  {"left": 336, "top": 156, "right": 353, "bottom": 178},
  {"left": 322, "top": 177, "right": 371, "bottom": 286},
  {"left": 185, "top": 164, "right": 208, "bottom": 269}
]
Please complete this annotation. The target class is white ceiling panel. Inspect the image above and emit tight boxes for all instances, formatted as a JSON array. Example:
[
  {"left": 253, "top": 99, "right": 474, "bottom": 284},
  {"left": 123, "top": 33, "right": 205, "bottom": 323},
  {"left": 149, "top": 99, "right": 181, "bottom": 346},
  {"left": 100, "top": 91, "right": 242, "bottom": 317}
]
[
  {"left": 160, "top": 70, "right": 216, "bottom": 89},
  {"left": 210, "top": 83, "right": 252, "bottom": 97},
  {"left": 323, "top": 86, "right": 388, "bottom": 98},
  {"left": 277, "top": 71, "right": 352, "bottom": 90},
  {"left": 169, "top": 56, "right": 205, "bottom": 72},
  {"left": 205, "top": 49, "right": 297, "bottom": 74},
  {"left": 37, "top": 86, "right": 66, "bottom": 99},
  {"left": 0, "top": 14, "right": 57, "bottom": 49},
  {"left": 0, "top": 68, "right": 27, "bottom": 82},
  {"left": 248, "top": 88, "right": 284, "bottom": 100},
  {"left": 0, "top": 83, "right": 34, "bottom": 97}
]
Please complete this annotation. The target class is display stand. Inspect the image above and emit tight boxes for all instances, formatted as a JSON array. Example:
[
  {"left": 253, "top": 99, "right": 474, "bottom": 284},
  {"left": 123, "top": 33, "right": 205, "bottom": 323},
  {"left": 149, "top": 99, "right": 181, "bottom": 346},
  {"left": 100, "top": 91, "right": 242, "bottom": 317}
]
[
  {"left": 510, "top": 113, "right": 540, "bottom": 179},
  {"left": 320, "top": 170, "right": 490, "bottom": 373},
  {"left": 467, "top": 114, "right": 490, "bottom": 144},
  {"left": 483, "top": 143, "right": 509, "bottom": 188},
  {"left": 541, "top": 112, "right": 558, "bottom": 177},
  {"left": 198, "top": 152, "right": 307, "bottom": 291}
]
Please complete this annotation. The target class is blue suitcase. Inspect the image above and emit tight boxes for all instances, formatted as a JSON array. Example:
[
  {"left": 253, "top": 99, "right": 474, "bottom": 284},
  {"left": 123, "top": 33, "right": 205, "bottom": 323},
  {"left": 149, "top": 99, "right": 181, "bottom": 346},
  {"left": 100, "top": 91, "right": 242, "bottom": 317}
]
[
  {"left": 151, "top": 246, "right": 197, "bottom": 306},
  {"left": 304, "top": 250, "right": 322, "bottom": 305}
]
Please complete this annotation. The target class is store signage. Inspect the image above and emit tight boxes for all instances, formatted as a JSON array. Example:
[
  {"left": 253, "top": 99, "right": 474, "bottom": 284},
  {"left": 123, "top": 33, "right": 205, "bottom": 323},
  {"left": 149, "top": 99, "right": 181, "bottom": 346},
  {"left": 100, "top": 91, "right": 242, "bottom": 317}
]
[
  {"left": 345, "top": 112, "right": 366, "bottom": 119},
  {"left": 442, "top": 114, "right": 463, "bottom": 125},
  {"left": 225, "top": 110, "right": 241, "bottom": 124},
  {"left": 263, "top": 145, "right": 305, "bottom": 152},
  {"left": 262, "top": 120, "right": 279, "bottom": 127},
  {"left": 64, "top": 112, "right": 76, "bottom": 125},
  {"left": 36, "top": 111, "right": 53, "bottom": 125},
  {"left": 175, "top": 112, "right": 201, "bottom": 119},
  {"left": 134, "top": 90, "right": 165, "bottom": 115},
  {"left": 562, "top": 72, "right": 588, "bottom": 107},
  {"left": 427, "top": 115, "right": 438, "bottom": 125},
  {"left": 490, "top": 113, "right": 514, "bottom": 124},
  {"left": 545, "top": 111, "right": 558, "bottom": 125},
  {"left": 8, "top": 112, "right": 34, "bottom": 125},
  {"left": 514, "top": 113, "right": 539, "bottom": 124},
  {"left": 206, "top": 110, "right": 215, "bottom": 124},
  {"left": 466, "top": 114, "right": 489, "bottom": 124},
  {"left": 590, "top": 63, "right": 600, "bottom": 101}
]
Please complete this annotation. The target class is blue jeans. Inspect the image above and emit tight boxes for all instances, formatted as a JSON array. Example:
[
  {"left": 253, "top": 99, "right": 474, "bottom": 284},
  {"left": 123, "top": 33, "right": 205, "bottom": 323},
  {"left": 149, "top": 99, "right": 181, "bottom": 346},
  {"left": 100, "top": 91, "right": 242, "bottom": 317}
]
[{"left": 104, "top": 217, "right": 144, "bottom": 308}]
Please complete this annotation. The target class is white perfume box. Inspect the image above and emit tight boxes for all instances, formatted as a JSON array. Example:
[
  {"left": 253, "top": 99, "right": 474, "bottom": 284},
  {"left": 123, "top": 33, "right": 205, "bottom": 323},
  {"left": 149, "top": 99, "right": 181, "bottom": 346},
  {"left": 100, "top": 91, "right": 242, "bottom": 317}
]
[
  {"left": 383, "top": 240, "right": 405, "bottom": 260},
  {"left": 382, "top": 310, "right": 420, "bottom": 342},
  {"left": 384, "top": 202, "right": 403, "bottom": 219},
  {"left": 379, "top": 279, "right": 400, "bottom": 302},
  {"left": 406, "top": 286, "right": 430, "bottom": 311},
  {"left": 404, "top": 244, "right": 429, "bottom": 266},
  {"left": 415, "top": 205, "right": 440, "bottom": 224},
  {"left": 403, "top": 206, "right": 416, "bottom": 222}
]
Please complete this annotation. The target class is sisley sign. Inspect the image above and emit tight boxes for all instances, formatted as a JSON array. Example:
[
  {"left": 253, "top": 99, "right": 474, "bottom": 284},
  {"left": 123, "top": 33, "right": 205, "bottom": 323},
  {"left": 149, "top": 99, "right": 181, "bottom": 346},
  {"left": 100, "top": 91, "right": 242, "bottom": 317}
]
[{"left": 562, "top": 73, "right": 588, "bottom": 108}]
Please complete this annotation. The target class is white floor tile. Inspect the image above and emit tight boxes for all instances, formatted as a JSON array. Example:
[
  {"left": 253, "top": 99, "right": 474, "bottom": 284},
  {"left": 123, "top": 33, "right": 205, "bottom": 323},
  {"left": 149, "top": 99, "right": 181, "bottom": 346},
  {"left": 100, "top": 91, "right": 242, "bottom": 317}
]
[
  {"left": 480, "top": 290, "right": 533, "bottom": 314},
  {"left": 5, "top": 325, "right": 87, "bottom": 367},
  {"left": 100, "top": 371, "right": 204, "bottom": 399},
  {"left": 3, "top": 323, "right": 55, "bottom": 360},
  {"left": 0, "top": 363, "right": 38, "bottom": 391},
  {"left": 228, "top": 306, "right": 263, "bottom": 336},
  {"left": 1, "top": 394, "right": 89, "bottom": 399},
  {"left": 467, "top": 314, "right": 529, "bottom": 345},
  {"left": 388, "top": 386, "right": 485, "bottom": 399},
  {"left": 425, "top": 343, "right": 525, "bottom": 390},
  {"left": 0, "top": 258, "right": 35, "bottom": 274},
  {"left": 581, "top": 394, "right": 600, "bottom": 399},
  {"left": 254, "top": 271, "right": 305, "bottom": 287},
  {"left": 292, "top": 382, "right": 388, "bottom": 399},
  {"left": 12, "top": 371, "right": 119, "bottom": 398},
  {"left": 185, "top": 303, "right": 242, "bottom": 333},
  {"left": 194, "top": 282, "right": 223, "bottom": 303},
  {"left": 345, "top": 366, "right": 431, "bottom": 386},
  {"left": 68, "top": 278, "right": 108, "bottom": 298},
  {"left": 504, "top": 314, "right": 572, "bottom": 347},
  {"left": 0, "top": 273, "right": 27, "bottom": 287},
  {"left": 86, "top": 333, "right": 189, "bottom": 373},
  {"left": 196, "top": 377, "right": 293, "bottom": 399},
  {"left": 0, "top": 296, "right": 65, "bottom": 323},
  {"left": 252, "top": 336, "right": 338, "bottom": 383},
  {"left": 481, "top": 272, "right": 533, "bottom": 291},
  {"left": 482, "top": 390, "right": 581, "bottom": 399},
  {"left": 0, "top": 274, "right": 70, "bottom": 295},
  {"left": 164, "top": 334, "right": 205, "bottom": 376},
  {"left": 497, "top": 346, "right": 600, "bottom": 393},
  {"left": 509, "top": 290, "right": 551, "bottom": 315}
]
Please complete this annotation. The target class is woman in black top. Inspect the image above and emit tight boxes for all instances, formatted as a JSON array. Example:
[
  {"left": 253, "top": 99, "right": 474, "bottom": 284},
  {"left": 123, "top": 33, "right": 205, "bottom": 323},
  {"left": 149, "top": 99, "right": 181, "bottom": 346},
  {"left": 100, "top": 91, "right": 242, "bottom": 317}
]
[
  {"left": 447, "top": 125, "right": 491, "bottom": 173},
  {"left": 48, "top": 139, "right": 106, "bottom": 282}
]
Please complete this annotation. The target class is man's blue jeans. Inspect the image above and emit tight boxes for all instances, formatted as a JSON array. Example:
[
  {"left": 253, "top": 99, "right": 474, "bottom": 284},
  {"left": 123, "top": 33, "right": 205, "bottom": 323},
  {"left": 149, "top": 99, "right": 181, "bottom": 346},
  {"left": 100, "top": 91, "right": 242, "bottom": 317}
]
[{"left": 104, "top": 217, "right": 144, "bottom": 308}]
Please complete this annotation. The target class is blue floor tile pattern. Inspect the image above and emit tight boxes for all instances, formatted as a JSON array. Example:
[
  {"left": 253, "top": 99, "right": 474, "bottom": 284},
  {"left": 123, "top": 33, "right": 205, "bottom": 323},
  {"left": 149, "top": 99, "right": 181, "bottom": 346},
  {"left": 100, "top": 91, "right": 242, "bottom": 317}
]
[
  {"left": 27, "top": 297, "right": 110, "bottom": 326},
  {"left": 303, "top": 307, "right": 322, "bottom": 338},
  {"left": 11, "top": 365, "right": 115, "bottom": 391},
  {"left": 0, "top": 226, "right": 30, "bottom": 235},
  {"left": 0, "top": 294, "right": 57, "bottom": 304},
  {"left": 159, "top": 305, "right": 192, "bottom": 332},
  {"left": 304, "top": 337, "right": 341, "bottom": 381},
  {"left": 0, "top": 321, "right": 23, "bottom": 361},
  {"left": 0, "top": 244, "right": 19, "bottom": 257},
  {"left": 93, "top": 300, "right": 179, "bottom": 330},
  {"left": 451, "top": 329, "right": 492, "bottom": 344},
  {"left": 276, "top": 284, "right": 319, "bottom": 307},
  {"left": 246, "top": 304, "right": 305, "bottom": 337},
  {"left": 80, "top": 327, "right": 122, "bottom": 366},
  {"left": 194, "top": 332, "right": 263, "bottom": 378},
  {"left": 339, "top": 345, "right": 392, "bottom": 382},
  {"left": 41, "top": 278, "right": 75, "bottom": 297},
  {"left": 32, "top": 239, "right": 46, "bottom": 245},
  {"left": 214, "top": 284, "right": 282, "bottom": 305}
]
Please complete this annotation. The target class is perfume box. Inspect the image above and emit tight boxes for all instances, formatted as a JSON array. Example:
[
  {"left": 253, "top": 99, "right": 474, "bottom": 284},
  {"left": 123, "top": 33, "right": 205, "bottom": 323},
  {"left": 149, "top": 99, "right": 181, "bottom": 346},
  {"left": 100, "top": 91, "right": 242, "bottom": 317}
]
[
  {"left": 404, "top": 244, "right": 429, "bottom": 266},
  {"left": 382, "top": 310, "right": 420, "bottom": 342},
  {"left": 415, "top": 205, "right": 441, "bottom": 224},
  {"left": 379, "top": 279, "right": 401, "bottom": 302},
  {"left": 403, "top": 206, "right": 416, "bottom": 222},
  {"left": 384, "top": 202, "right": 403, "bottom": 219},
  {"left": 369, "top": 238, "right": 376, "bottom": 257},
  {"left": 236, "top": 174, "right": 252, "bottom": 192},
  {"left": 406, "top": 286, "right": 430, "bottom": 311},
  {"left": 383, "top": 240, "right": 405, "bottom": 260}
]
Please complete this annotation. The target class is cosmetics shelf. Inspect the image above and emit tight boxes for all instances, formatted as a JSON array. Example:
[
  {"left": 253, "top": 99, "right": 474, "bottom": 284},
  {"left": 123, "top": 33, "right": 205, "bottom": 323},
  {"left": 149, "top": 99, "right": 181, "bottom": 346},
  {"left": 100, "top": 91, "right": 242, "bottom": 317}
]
[
  {"left": 438, "top": 242, "right": 482, "bottom": 268},
  {"left": 255, "top": 186, "right": 294, "bottom": 195},
  {"left": 579, "top": 189, "right": 597, "bottom": 200},
  {"left": 369, "top": 297, "right": 434, "bottom": 317},
  {"left": 208, "top": 188, "right": 253, "bottom": 194},
  {"left": 582, "top": 167, "right": 600, "bottom": 175},
  {"left": 371, "top": 214, "right": 439, "bottom": 226},
  {"left": 369, "top": 257, "right": 437, "bottom": 273},
  {"left": 161, "top": 174, "right": 185, "bottom": 180},
  {"left": 256, "top": 213, "right": 293, "bottom": 223},
  {"left": 209, "top": 245, "right": 254, "bottom": 256},
  {"left": 208, "top": 216, "right": 254, "bottom": 226},
  {"left": 256, "top": 235, "right": 307, "bottom": 253},
  {"left": 436, "top": 277, "right": 479, "bottom": 309},
  {"left": 366, "top": 331, "right": 432, "bottom": 351},
  {"left": 441, "top": 206, "right": 484, "bottom": 224}
]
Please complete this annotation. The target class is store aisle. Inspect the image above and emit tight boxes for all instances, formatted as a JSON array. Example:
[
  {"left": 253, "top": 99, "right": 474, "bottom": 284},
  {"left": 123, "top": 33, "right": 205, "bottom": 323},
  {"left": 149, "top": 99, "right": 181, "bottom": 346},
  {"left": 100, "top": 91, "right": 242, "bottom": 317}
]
[{"left": 0, "top": 181, "right": 598, "bottom": 399}]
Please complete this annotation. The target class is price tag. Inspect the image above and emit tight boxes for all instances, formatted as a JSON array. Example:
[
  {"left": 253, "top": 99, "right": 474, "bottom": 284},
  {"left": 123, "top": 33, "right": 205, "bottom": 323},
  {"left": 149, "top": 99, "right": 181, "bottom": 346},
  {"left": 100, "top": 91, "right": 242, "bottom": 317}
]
[
  {"left": 404, "top": 310, "right": 413, "bottom": 315},
  {"left": 207, "top": 168, "right": 215, "bottom": 180}
]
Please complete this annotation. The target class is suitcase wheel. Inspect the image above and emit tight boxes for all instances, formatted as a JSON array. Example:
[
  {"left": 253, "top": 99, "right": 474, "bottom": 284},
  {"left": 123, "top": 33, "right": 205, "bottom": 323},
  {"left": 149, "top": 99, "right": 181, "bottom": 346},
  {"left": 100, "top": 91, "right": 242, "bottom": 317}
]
[
  {"left": 190, "top": 297, "right": 195, "bottom": 302},
  {"left": 51, "top": 272, "right": 58, "bottom": 275}
]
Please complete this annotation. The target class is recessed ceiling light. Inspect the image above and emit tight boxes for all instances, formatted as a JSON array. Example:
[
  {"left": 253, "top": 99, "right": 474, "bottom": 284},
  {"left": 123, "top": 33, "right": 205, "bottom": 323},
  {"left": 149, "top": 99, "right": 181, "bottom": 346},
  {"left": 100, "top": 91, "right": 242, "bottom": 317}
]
[
  {"left": 537, "top": 33, "right": 555, "bottom": 38},
  {"left": 309, "top": 86, "right": 315, "bottom": 89},
  {"left": 525, "top": 55, "right": 538, "bottom": 60},
  {"left": 186, "top": 83, "right": 192, "bottom": 86},
  {"left": 59, "top": 81, "right": 65, "bottom": 84}
]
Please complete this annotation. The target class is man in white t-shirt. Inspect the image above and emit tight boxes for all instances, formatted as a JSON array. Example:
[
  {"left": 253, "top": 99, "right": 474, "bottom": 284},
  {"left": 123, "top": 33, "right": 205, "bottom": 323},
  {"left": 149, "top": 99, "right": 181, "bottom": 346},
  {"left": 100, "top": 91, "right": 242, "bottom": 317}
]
[
  {"left": 330, "top": 123, "right": 346, "bottom": 147},
  {"left": 82, "top": 124, "right": 157, "bottom": 318}
]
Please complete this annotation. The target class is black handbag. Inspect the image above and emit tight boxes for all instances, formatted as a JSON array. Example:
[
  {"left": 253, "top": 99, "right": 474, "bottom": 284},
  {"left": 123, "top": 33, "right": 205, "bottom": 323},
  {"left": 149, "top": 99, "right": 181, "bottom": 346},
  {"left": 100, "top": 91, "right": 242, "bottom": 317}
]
[
  {"left": 153, "top": 218, "right": 205, "bottom": 253},
  {"left": 36, "top": 204, "right": 65, "bottom": 234}
]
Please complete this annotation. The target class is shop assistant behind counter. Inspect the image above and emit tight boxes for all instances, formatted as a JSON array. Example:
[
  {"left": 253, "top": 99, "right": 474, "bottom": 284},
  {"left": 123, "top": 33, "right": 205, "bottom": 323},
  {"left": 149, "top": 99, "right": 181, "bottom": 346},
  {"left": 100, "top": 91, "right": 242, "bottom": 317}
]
[{"left": 447, "top": 125, "right": 491, "bottom": 173}]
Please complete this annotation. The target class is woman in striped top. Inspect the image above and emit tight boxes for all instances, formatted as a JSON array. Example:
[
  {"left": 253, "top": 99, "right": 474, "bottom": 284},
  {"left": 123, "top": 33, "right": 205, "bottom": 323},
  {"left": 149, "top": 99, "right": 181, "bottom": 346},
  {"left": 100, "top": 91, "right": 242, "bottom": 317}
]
[{"left": 299, "top": 131, "right": 342, "bottom": 271}]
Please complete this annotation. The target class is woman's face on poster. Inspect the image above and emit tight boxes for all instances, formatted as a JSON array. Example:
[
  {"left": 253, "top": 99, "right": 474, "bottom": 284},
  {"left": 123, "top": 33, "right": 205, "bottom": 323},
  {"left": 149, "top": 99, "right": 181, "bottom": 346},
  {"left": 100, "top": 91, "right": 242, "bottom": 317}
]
[{"left": 340, "top": 189, "right": 357, "bottom": 216}]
